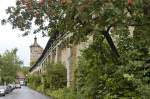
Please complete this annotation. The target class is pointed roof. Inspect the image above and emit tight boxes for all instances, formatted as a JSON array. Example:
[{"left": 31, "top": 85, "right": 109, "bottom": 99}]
[{"left": 30, "top": 36, "right": 42, "bottom": 48}]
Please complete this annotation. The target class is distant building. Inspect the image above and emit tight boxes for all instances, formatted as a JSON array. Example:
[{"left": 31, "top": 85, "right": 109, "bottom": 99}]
[
  {"left": 30, "top": 37, "right": 43, "bottom": 66},
  {"left": 16, "top": 71, "right": 26, "bottom": 85}
]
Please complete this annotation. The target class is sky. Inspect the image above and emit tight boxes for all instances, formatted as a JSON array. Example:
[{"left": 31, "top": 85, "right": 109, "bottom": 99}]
[{"left": 0, "top": 0, "right": 49, "bottom": 66}]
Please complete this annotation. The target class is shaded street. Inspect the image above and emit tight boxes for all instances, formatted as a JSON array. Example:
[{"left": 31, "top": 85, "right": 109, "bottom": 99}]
[{"left": 0, "top": 87, "right": 51, "bottom": 99}]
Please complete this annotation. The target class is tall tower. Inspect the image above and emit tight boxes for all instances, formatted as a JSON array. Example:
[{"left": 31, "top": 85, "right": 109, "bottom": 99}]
[{"left": 30, "top": 37, "right": 43, "bottom": 66}]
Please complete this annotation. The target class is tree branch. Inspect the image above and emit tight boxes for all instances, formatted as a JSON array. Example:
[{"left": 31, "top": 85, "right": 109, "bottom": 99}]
[{"left": 102, "top": 25, "right": 120, "bottom": 58}]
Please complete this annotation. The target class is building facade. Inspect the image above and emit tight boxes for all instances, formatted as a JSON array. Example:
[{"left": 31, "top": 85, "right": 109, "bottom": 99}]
[{"left": 30, "top": 37, "right": 43, "bottom": 66}]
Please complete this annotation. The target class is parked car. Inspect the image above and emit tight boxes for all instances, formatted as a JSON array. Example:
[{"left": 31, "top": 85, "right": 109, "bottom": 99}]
[
  {"left": 0, "top": 86, "right": 6, "bottom": 96},
  {"left": 15, "top": 84, "right": 21, "bottom": 88},
  {"left": 5, "top": 85, "right": 12, "bottom": 94},
  {"left": 8, "top": 84, "right": 15, "bottom": 90}
]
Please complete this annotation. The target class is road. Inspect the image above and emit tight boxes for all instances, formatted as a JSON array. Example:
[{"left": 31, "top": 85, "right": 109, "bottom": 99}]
[{"left": 0, "top": 86, "right": 51, "bottom": 99}]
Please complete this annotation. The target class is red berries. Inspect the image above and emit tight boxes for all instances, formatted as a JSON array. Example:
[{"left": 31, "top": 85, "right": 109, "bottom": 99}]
[
  {"left": 39, "top": 0, "right": 45, "bottom": 6},
  {"left": 128, "top": 0, "right": 133, "bottom": 6}
]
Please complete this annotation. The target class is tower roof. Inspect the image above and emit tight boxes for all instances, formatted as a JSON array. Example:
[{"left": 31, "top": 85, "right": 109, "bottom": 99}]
[{"left": 30, "top": 37, "right": 42, "bottom": 48}]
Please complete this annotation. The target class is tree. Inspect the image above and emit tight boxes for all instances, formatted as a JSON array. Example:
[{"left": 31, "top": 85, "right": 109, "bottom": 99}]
[
  {"left": 0, "top": 48, "right": 22, "bottom": 84},
  {"left": 2, "top": 0, "right": 150, "bottom": 60},
  {"left": 75, "top": 30, "right": 150, "bottom": 98},
  {"left": 3, "top": 0, "right": 150, "bottom": 98},
  {"left": 2, "top": 0, "right": 148, "bottom": 38}
]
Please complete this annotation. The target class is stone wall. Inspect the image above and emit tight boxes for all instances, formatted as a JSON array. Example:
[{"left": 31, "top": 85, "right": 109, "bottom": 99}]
[{"left": 30, "top": 34, "right": 93, "bottom": 87}]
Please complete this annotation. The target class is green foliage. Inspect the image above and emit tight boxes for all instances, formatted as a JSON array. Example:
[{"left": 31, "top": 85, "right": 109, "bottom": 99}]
[
  {"left": 3, "top": 0, "right": 150, "bottom": 98},
  {"left": 0, "top": 48, "right": 22, "bottom": 84},
  {"left": 28, "top": 62, "right": 67, "bottom": 97},
  {"left": 48, "top": 88, "right": 76, "bottom": 99},
  {"left": 28, "top": 73, "right": 42, "bottom": 90},
  {"left": 43, "top": 62, "right": 67, "bottom": 90},
  {"left": 76, "top": 37, "right": 116, "bottom": 98},
  {"left": 75, "top": 27, "right": 150, "bottom": 98},
  {"left": 19, "top": 66, "right": 29, "bottom": 76},
  {"left": 3, "top": 0, "right": 149, "bottom": 43}
]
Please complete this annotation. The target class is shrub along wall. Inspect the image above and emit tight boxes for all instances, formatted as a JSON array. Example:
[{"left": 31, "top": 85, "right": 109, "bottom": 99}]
[{"left": 28, "top": 62, "right": 67, "bottom": 97}]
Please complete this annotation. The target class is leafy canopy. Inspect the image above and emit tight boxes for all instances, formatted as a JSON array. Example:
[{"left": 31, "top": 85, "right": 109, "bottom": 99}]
[
  {"left": 0, "top": 48, "right": 22, "bottom": 84},
  {"left": 2, "top": 0, "right": 149, "bottom": 42}
]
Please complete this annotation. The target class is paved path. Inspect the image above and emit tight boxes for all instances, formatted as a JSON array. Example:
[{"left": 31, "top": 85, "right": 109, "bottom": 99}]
[{"left": 0, "top": 86, "right": 51, "bottom": 99}]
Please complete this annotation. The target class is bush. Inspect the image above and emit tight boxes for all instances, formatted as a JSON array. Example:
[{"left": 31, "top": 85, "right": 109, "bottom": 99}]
[
  {"left": 28, "top": 62, "right": 67, "bottom": 98},
  {"left": 28, "top": 74, "right": 42, "bottom": 90},
  {"left": 75, "top": 35, "right": 150, "bottom": 98},
  {"left": 44, "top": 62, "right": 67, "bottom": 90},
  {"left": 48, "top": 88, "right": 76, "bottom": 99}
]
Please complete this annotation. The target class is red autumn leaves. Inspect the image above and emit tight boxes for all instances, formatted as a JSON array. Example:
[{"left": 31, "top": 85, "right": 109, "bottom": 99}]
[
  {"left": 21, "top": 0, "right": 133, "bottom": 9},
  {"left": 20, "top": 0, "right": 133, "bottom": 18},
  {"left": 39, "top": 0, "right": 45, "bottom": 6},
  {"left": 128, "top": 0, "right": 133, "bottom": 6},
  {"left": 20, "top": 0, "right": 45, "bottom": 7},
  {"left": 20, "top": 0, "right": 72, "bottom": 9}
]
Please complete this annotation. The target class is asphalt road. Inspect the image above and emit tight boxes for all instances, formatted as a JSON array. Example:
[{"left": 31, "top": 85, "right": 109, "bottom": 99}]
[{"left": 0, "top": 86, "right": 51, "bottom": 99}]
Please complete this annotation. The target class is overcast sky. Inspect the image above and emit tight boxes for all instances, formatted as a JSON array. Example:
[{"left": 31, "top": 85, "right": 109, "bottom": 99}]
[{"left": 0, "top": 0, "right": 49, "bottom": 66}]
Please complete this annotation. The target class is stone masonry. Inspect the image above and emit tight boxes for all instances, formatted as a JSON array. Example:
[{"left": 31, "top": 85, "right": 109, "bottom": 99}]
[{"left": 30, "top": 37, "right": 43, "bottom": 66}]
